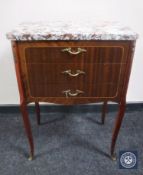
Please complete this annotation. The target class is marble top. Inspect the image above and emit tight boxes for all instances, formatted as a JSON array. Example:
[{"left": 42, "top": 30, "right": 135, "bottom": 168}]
[{"left": 6, "top": 21, "right": 138, "bottom": 41}]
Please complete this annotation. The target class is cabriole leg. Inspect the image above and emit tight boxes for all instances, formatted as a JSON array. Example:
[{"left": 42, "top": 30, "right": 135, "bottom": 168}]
[
  {"left": 35, "top": 102, "right": 41, "bottom": 125},
  {"left": 20, "top": 102, "right": 34, "bottom": 160},
  {"left": 101, "top": 101, "right": 107, "bottom": 124},
  {"left": 111, "top": 101, "right": 126, "bottom": 161}
]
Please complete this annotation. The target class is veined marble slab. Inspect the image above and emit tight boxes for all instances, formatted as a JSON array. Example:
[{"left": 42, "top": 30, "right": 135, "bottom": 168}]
[{"left": 6, "top": 21, "right": 138, "bottom": 41}]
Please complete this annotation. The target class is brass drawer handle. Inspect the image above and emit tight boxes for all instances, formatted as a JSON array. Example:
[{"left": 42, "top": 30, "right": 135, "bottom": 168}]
[
  {"left": 61, "top": 47, "right": 87, "bottom": 55},
  {"left": 62, "top": 89, "right": 84, "bottom": 98},
  {"left": 62, "top": 69, "right": 85, "bottom": 77}
]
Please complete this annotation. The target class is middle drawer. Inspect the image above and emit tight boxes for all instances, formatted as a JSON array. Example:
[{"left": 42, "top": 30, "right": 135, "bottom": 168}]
[{"left": 26, "top": 63, "right": 125, "bottom": 85}]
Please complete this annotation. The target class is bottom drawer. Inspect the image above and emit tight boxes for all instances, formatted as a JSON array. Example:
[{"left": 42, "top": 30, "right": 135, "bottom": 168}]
[{"left": 28, "top": 83, "right": 121, "bottom": 98}]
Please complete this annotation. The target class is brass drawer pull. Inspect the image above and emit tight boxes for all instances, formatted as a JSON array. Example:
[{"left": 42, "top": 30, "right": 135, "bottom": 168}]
[
  {"left": 62, "top": 69, "right": 85, "bottom": 77},
  {"left": 61, "top": 47, "right": 87, "bottom": 55},
  {"left": 62, "top": 89, "right": 84, "bottom": 98}
]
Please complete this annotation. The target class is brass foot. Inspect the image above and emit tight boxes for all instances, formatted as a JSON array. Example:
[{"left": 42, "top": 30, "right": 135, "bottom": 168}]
[
  {"left": 28, "top": 155, "right": 33, "bottom": 161},
  {"left": 111, "top": 153, "right": 117, "bottom": 161}
]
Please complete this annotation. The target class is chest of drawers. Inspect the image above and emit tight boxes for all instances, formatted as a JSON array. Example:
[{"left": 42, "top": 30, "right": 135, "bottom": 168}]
[{"left": 7, "top": 21, "right": 138, "bottom": 160}]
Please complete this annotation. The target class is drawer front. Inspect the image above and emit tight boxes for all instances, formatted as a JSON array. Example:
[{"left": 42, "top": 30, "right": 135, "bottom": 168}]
[
  {"left": 18, "top": 41, "right": 129, "bottom": 101},
  {"left": 24, "top": 46, "right": 125, "bottom": 64},
  {"left": 28, "top": 83, "right": 120, "bottom": 98},
  {"left": 26, "top": 63, "right": 126, "bottom": 85}
]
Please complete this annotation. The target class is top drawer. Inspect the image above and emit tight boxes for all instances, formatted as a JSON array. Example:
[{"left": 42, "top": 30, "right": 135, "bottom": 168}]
[
  {"left": 24, "top": 47, "right": 124, "bottom": 64},
  {"left": 18, "top": 41, "right": 130, "bottom": 64}
]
